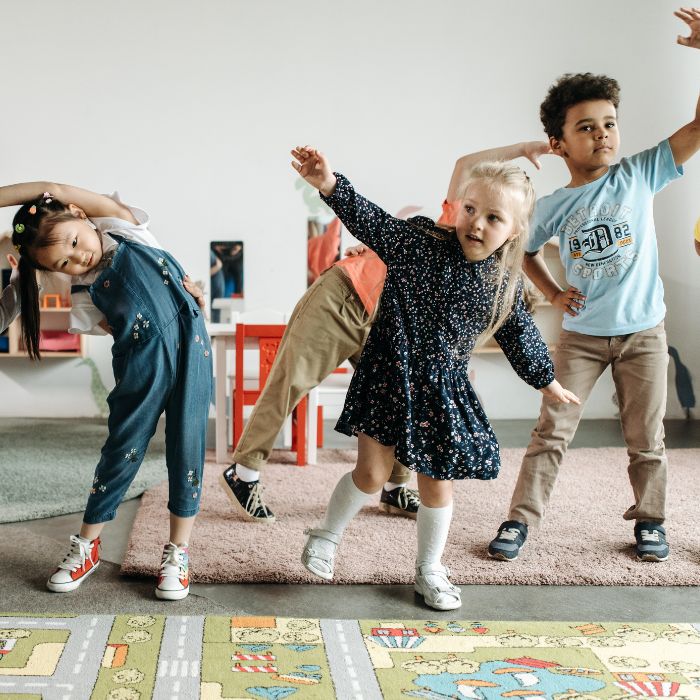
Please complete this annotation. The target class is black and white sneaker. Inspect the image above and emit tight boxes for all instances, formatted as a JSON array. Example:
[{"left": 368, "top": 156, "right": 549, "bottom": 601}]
[
  {"left": 488, "top": 520, "right": 528, "bottom": 561},
  {"left": 379, "top": 486, "right": 420, "bottom": 519},
  {"left": 220, "top": 465, "right": 275, "bottom": 523},
  {"left": 634, "top": 522, "right": 669, "bottom": 562}
]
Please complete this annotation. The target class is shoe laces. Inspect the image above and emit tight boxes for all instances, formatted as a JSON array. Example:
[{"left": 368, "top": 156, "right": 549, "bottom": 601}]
[
  {"left": 640, "top": 529, "right": 661, "bottom": 543},
  {"left": 245, "top": 481, "right": 270, "bottom": 514},
  {"left": 398, "top": 487, "right": 420, "bottom": 509},
  {"left": 499, "top": 527, "right": 522, "bottom": 542},
  {"left": 160, "top": 545, "right": 187, "bottom": 579},
  {"left": 58, "top": 535, "right": 93, "bottom": 573}
]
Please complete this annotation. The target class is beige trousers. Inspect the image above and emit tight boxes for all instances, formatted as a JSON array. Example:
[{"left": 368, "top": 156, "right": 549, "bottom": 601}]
[
  {"left": 233, "top": 266, "right": 411, "bottom": 484},
  {"left": 508, "top": 322, "right": 669, "bottom": 527}
]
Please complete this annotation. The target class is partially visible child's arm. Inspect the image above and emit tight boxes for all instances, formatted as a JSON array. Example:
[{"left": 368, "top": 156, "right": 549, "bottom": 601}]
[
  {"left": 0, "top": 254, "right": 20, "bottom": 333},
  {"left": 523, "top": 252, "right": 586, "bottom": 317},
  {"left": 0, "top": 182, "right": 137, "bottom": 223},
  {"left": 445, "top": 141, "right": 552, "bottom": 202},
  {"left": 669, "top": 8, "right": 700, "bottom": 166}
]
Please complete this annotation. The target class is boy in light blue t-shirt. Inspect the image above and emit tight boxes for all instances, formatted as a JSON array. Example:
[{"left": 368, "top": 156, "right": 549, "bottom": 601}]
[{"left": 489, "top": 7, "right": 700, "bottom": 564}]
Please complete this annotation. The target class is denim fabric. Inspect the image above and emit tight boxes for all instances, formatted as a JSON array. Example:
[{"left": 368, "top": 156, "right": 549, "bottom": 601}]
[{"left": 82, "top": 238, "right": 212, "bottom": 524}]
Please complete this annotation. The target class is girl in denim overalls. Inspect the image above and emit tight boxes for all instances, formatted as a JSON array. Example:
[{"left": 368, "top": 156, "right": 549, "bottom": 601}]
[{"left": 4, "top": 182, "right": 212, "bottom": 600}]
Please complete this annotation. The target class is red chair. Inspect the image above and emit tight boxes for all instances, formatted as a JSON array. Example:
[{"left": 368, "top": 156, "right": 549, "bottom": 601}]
[{"left": 233, "top": 323, "right": 308, "bottom": 466}]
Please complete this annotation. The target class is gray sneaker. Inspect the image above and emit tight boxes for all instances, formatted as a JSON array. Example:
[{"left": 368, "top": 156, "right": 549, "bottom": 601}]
[
  {"left": 488, "top": 520, "right": 528, "bottom": 561},
  {"left": 634, "top": 522, "right": 669, "bottom": 562}
]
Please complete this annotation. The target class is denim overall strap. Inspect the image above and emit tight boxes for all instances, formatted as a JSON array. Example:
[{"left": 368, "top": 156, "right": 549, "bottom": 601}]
[{"left": 82, "top": 237, "right": 212, "bottom": 524}]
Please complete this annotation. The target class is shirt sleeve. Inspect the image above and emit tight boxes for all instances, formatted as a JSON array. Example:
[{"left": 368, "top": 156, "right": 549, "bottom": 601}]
[
  {"left": 620, "top": 139, "right": 683, "bottom": 194},
  {"left": 69, "top": 289, "right": 108, "bottom": 335},
  {"left": 0, "top": 281, "right": 20, "bottom": 333},
  {"left": 320, "top": 173, "right": 431, "bottom": 265},
  {"left": 91, "top": 192, "right": 162, "bottom": 248},
  {"left": 493, "top": 283, "right": 555, "bottom": 389},
  {"left": 437, "top": 200, "right": 460, "bottom": 228},
  {"left": 525, "top": 198, "right": 554, "bottom": 254}
]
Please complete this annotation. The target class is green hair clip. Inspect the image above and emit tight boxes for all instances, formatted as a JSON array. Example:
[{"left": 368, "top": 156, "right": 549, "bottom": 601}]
[{"left": 14, "top": 223, "right": 25, "bottom": 235}]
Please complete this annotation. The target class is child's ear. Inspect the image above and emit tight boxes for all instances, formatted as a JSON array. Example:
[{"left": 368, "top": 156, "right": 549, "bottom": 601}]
[
  {"left": 549, "top": 135, "right": 565, "bottom": 158},
  {"left": 68, "top": 204, "right": 88, "bottom": 219}
]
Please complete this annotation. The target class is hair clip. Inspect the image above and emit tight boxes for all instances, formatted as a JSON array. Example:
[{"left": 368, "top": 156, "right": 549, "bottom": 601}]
[
  {"left": 43, "top": 191, "right": 53, "bottom": 204},
  {"left": 29, "top": 205, "right": 37, "bottom": 215},
  {"left": 14, "top": 223, "right": 25, "bottom": 234},
  {"left": 14, "top": 244, "right": 21, "bottom": 251}
]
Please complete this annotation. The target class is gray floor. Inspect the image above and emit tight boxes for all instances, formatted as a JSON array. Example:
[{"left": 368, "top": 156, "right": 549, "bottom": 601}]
[{"left": 2, "top": 419, "right": 699, "bottom": 621}]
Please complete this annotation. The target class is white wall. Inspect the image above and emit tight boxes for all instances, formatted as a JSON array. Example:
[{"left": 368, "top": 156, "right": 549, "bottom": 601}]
[{"left": 0, "top": 0, "right": 697, "bottom": 419}]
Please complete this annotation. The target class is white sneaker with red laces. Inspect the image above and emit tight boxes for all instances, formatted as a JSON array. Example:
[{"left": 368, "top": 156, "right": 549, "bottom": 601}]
[
  {"left": 47, "top": 535, "right": 101, "bottom": 592},
  {"left": 155, "top": 543, "right": 190, "bottom": 600}
]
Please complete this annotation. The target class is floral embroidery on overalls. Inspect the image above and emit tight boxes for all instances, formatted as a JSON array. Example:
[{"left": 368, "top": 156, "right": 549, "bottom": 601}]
[
  {"left": 125, "top": 448, "right": 138, "bottom": 462},
  {"left": 159, "top": 257, "right": 170, "bottom": 285}
]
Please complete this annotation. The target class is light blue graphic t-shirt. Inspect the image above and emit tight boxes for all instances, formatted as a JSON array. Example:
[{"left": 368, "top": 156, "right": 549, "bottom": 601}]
[{"left": 527, "top": 139, "right": 682, "bottom": 336}]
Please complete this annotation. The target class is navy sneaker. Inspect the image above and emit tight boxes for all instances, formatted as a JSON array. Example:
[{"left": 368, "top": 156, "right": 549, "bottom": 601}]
[
  {"left": 379, "top": 486, "right": 420, "bottom": 520},
  {"left": 220, "top": 465, "right": 275, "bottom": 523},
  {"left": 488, "top": 520, "right": 528, "bottom": 561},
  {"left": 634, "top": 522, "right": 669, "bottom": 562}
]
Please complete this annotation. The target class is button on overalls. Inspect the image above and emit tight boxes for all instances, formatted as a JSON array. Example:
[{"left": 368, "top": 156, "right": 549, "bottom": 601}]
[{"left": 75, "top": 237, "right": 212, "bottom": 524}]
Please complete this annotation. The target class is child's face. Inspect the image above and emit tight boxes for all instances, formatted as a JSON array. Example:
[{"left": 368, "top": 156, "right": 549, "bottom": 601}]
[
  {"left": 454, "top": 181, "right": 520, "bottom": 262},
  {"left": 33, "top": 208, "right": 103, "bottom": 276},
  {"left": 553, "top": 99, "right": 620, "bottom": 174}
]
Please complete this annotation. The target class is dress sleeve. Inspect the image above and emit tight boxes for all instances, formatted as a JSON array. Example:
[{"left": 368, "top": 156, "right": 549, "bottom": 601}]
[
  {"left": 493, "top": 284, "right": 555, "bottom": 389},
  {"left": 320, "top": 173, "right": 427, "bottom": 265},
  {"left": 0, "top": 281, "right": 20, "bottom": 333}
]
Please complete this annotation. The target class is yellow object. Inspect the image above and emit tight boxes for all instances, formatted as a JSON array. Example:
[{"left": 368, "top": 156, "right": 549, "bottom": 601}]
[{"left": 694, "top": 216, "right": 700, "bottom": 243}]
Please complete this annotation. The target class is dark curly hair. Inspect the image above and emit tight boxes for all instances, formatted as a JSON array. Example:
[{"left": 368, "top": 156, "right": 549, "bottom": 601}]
[{"left": 540, "top": 73, "right": 620, "bottom": 140}]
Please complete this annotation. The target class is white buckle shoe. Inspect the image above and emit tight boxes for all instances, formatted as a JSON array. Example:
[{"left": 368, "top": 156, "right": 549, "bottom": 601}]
[
  {"left": 302, "top": 528, "right": 341, "bottom": 581},
  {"left": 415, "top": 562, "right": 462, "bottom": 610}
]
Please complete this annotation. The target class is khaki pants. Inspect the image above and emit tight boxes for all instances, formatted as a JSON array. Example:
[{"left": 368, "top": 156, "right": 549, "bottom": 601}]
[
  {"left": 508, "top": 322, "right": 668, "bottom": 527},
  {"left": 233, "top": 266, "right": 411, "bottom": 484}
]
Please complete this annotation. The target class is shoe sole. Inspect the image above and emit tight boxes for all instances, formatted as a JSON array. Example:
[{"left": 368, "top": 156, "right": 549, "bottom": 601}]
[
  {"left": 414, "top": 584, "right": 462, "bottom": 611},
  {"left": 219, "top": 473, "right": 276, "bottom": 523},
  {"left": 637, "top": 553, "right": 669, "bottom": 562},
  {"left": 378, "top": 502, "right": 418, "bottom": 520},
  {"left": 488, "top": 548, "right": 520, "bottom": 562},
  {"left": 46, "top": 560, "right": 100, "bottom": 592},
  {"left": 155, "top": 586, "right": 190, "bottom": 601}
]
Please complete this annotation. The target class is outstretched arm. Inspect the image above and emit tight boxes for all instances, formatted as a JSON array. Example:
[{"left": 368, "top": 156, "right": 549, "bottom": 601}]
[
  {"left": 445, "top": 141, "right": 552, "bottom": 201},
  {"left": 291, "top": 146, "right": 337, "bottom": 197},
  {"left": 669, "top": 8, "right": 700, "bottom": 165},
  {"left": 0, "top": 182, "right": 137, "bottom": 223}
]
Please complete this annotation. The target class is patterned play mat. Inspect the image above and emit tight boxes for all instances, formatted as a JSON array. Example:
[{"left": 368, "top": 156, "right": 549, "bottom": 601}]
[{"left": 1, "top": 616, "right": 700, "bottom": 699}]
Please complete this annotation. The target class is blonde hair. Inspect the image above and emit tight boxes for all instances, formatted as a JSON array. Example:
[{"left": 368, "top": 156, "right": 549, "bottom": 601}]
[{"left": 458, "top": 161, "right": 536, "bottom": 342}]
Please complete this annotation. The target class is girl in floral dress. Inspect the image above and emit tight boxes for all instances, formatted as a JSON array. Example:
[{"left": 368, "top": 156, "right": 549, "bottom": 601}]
[{"left": 292, "top": 145, "right": 579, "bottom": 610}]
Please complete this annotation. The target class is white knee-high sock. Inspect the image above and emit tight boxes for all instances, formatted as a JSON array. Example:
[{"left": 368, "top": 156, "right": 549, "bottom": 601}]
[
  {"left": 320, "top": 472, "right": 372, "bottom": 536},
  {"left": 416, "top": 502, "right": 453, "bottom": 567}
]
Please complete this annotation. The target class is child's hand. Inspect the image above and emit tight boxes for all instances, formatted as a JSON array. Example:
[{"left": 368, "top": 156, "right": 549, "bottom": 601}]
[
  {"left": 540, "top": 380, "right": 581, "bottom": 405},
  {"left": 676, "top": 7, "right": 700, "bottom": 48},
  {"left": 522, "top": 141, "right": 554, "bottom": 169},
  {"left": 182, "top": 275, "right": 208, "bottom": 318},
  {"left": 344, "top": 243, "right": 369, "bottom": 257},
  {"left": 7, "top": 253, "right": 19, "bottom": 283},
  {"left": 551, "top": 286, "right": 586, "bottom": 316},
  {"left": 291, "top": 146, "right": 337, "bottom": 196}
]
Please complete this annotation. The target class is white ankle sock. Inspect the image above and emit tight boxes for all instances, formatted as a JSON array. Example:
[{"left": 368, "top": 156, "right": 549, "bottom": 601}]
[
  {"left": 320, "top": 472, "right": 372, "bottom": 536},
  {"left": 383, "top": 481, "right": 403, "bottom": 492},
  {"left": 236, "top": 464, "right": 260, "bottom": 482},
  {"left": 416, "top": 502, "right": 453, "bottom": 567}
]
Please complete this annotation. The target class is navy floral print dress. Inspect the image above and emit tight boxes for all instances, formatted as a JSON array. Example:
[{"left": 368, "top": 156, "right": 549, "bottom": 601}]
[{"left": 322, "top": 174, "right": 555, "bottom": 481}]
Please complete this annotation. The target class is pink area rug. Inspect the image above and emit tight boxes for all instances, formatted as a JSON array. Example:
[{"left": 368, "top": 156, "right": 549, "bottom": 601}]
[{"left": 121, "top": 448, "right": 700, "bottom": 586}]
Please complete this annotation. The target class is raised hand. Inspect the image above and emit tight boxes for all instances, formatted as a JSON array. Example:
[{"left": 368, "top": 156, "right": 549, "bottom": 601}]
[
  {"left": 540, "top": 380, "right": 581, "bottom": 405},
  {"left": 291, "top": 145, "right": 337, "bottom": 196},
  {"left": 522, "top": 141, "right": 554, "bottom": 169},
  {"left": 675, "top": 6, "right": 700, "bottom": 48}
]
